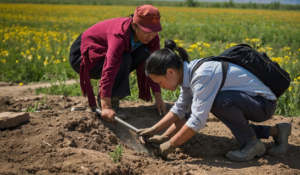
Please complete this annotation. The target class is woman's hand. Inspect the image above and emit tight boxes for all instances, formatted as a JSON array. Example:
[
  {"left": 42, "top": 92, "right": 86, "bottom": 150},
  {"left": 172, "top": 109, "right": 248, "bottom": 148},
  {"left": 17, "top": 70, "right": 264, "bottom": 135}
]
[
  {"left": 154, "top": 92, "right": 167, "bottom": 116},
  {"left": 146, "top": 135, "right": 169, "bottom": 144},
  {"left": 137, "top": 126, "right": 157, "bottom": 136},
  {"left": 100, "top": 108, "right": 116, "bottom": 124},
  {"left": 151, "top": 140, "right": 176, "bottom": 159},
  {"left": 100, "top": 97, "right": 116, "bottom": 124}
]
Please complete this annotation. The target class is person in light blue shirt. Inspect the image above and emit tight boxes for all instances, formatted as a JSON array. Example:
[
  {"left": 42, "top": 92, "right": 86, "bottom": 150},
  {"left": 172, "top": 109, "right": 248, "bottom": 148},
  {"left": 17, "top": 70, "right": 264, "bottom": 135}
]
[{"left": 137, "top": 39, "right": 292, "bottom": 162}]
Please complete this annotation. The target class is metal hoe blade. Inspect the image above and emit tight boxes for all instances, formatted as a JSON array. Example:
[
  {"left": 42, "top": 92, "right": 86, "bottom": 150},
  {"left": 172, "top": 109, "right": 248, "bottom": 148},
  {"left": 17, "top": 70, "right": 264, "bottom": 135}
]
[{"left": 94, "top": 108, "right": 157, "bottom": 157}]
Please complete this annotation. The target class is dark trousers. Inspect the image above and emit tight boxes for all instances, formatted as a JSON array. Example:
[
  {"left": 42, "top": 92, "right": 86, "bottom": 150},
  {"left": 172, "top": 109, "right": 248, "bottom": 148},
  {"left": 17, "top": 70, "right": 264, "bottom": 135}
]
[
  {"left": 210, "top": 91, "right": 277, "bottom": 146},
  {"left": 69, "top": 33, "right": 151, "bottom": 98}
]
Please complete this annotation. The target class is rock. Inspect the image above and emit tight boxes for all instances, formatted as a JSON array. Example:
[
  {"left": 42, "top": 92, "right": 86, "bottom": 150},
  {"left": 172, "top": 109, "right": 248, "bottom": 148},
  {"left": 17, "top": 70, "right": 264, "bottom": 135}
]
[
  {"left": 107, "top": 134, "right": 118, "bottom": 144},
  {"left": 67, "top": 139, "right": 75, "bottom": 147},
  {"left": 257, "top": 158, "right": 268, "bottom": 166},
  {"left": 136, "top": 162, "right": 142, "bottom": 168},
  {"left": 178, "top": 153, "right": 188, "bottom": 159},
  {"left": 94, "top": 135, "right": 101, "bottom": 144},
  {"left": 0, "top": 112, "right": 29, "bottom": 129}
]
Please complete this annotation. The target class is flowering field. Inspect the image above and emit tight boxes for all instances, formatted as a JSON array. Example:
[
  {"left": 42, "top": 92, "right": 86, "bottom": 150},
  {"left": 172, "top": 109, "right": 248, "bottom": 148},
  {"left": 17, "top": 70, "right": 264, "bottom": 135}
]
[{"left": 0, "top": 4, "right": 300, "bottom": 116}]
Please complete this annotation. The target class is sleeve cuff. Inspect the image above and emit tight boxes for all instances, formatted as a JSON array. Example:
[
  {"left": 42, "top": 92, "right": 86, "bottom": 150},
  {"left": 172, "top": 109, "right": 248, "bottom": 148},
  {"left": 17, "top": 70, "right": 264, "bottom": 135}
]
[
  {"left": 185, "top": 115, "right": 206, "bottom": 133},
  {"left": 99, "top": 85, "right": 112, "bottom": 98},
  {"left": 170, "top": 107, "right": 185, "bottom": 120}
]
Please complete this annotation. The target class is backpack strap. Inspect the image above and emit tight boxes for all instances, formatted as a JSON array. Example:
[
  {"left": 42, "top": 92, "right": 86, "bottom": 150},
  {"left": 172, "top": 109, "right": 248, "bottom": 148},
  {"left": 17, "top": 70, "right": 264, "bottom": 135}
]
[
  {"left": 191, "top": 60, "right": 229, "bottom": 93},
  {"left": 218, "top": 60, "right": 229, "bottom": 92}
]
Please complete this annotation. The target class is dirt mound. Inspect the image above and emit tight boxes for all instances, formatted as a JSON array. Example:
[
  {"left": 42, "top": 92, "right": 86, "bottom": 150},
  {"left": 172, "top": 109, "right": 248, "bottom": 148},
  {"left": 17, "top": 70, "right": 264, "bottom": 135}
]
[{"left": 0, "top": 95, "right": 300, "bottom": 174}]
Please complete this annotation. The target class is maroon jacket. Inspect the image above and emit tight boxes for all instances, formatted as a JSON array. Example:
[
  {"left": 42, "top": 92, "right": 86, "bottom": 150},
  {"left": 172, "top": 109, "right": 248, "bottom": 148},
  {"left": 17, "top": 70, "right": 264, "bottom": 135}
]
[{"left": 80, "top": 17, "right": 161, "bottom": 107}]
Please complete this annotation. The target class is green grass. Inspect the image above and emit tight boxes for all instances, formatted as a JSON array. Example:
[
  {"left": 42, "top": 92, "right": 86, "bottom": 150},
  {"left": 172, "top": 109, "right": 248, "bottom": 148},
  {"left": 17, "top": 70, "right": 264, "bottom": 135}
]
[{"left": 1, "top": 4, "right": 300, "bottom": 116}]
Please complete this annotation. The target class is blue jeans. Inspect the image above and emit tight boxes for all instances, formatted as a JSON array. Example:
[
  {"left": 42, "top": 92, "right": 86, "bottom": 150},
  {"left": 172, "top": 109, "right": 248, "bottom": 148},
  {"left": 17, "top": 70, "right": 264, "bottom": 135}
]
[
  {"left": 211, "top": 90, "right": 277, "bottom": 146},
  {"left": 185, "top": 90, "right": 277, "bottom": 146}
]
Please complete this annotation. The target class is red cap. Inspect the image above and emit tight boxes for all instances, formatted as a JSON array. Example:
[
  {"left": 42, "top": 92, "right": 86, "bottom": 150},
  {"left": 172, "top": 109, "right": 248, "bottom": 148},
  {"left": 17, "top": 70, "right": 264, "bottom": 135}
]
[{"left": 133, "top": 5, "right": 162, "bottom": 33}]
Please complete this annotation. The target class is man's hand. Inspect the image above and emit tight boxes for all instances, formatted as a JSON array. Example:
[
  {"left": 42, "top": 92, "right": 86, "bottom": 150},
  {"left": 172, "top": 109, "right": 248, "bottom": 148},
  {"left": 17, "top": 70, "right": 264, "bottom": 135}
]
[
  {"left": 146, "top": 135, "right": 169, "bottom": 144},
  {"left": 137, "top": 126, "right": 157, "bottom": 136},
  {"left": 158, "top": 140, "right": 176, "bottom": 159},
  {"left": 154, "top": 92, "right": 167, "bottom": 116}
]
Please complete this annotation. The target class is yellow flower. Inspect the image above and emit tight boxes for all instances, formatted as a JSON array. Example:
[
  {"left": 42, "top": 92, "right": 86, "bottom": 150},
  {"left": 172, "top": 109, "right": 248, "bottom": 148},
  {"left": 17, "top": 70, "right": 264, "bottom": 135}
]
[
  {"left": 19, "top": 82, "right": 23, "bottom": 86},
  {"left": 200, "top": 51, "right": 205, "bottom": 56},
  {"left": 44, "top": 60, "right": 48, "bottom": 66},
  {"left": 187, "top": 49, "right": 193, "bottom": 52},
  {"left": 190, "top": 44, "right": 198, "bottom": 49},
  {"left": 203, "top": 43, "right": 210, "bottom": 48},
  {"left": 245, "top": 38, "right": 250, "bottom": 41},
  {"left": 251, "top": 38, "right": 260, "bottom": 43},
  {"left": 196, "top": 42, "right": 202, "bottom": 46},
  {"left": 1, "top": 59, "right": 6, "bottom": 63},
  {"left": 230, "top": 43, "right": 237, "bottom": 47},
  {"left": 28, "top": 55, "right": 32, "bottom": 61},
  {"left": 16, "top": 60, "right": 19, "bottom": 63},
  {"left": 178, "top": 43, "right": 183, "bottom": 47}
]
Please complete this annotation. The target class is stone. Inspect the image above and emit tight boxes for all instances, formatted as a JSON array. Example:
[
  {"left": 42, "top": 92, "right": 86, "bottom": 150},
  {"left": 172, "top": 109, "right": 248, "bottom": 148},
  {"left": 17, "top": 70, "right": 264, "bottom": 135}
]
[
  {"left": 0, "top": 112, "right": 29, "bottom": 129},
  {"left": 257, "top": 158, "right": 268, "bottom": 166}
]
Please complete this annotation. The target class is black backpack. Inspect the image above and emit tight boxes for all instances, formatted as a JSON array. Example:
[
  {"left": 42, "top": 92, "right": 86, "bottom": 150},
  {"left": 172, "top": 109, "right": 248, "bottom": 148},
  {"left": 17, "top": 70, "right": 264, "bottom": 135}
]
[{"left": 191, "top": 44, "right": 291, "bottom": 98}]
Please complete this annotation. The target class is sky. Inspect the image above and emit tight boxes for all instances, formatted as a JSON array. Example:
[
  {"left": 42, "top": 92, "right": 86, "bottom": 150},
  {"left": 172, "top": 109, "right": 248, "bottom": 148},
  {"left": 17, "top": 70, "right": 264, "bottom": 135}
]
[{"left": 152, "top": 0, "right": 300, "bottom": 5}]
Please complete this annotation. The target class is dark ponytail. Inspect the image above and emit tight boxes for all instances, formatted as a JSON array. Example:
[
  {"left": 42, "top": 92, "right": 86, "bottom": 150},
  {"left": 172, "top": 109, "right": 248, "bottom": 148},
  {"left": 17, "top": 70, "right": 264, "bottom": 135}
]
[{"left": 145, "top": 39, "right": 189, "bottom": 76}]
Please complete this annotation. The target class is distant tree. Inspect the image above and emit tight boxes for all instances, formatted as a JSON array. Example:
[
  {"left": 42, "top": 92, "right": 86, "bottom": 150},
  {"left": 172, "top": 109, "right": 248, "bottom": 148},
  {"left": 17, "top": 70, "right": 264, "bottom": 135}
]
[
  {"left": 145, "top": 0, "right": 153, "bottom": 5},
  {"left": 186, "top": 0, "right": 196, "bottom": 7},
  {"left": 213, "top": 2, "right": 221, "bottom": 8},
  {"left": 228, "top": 0, "right": 235, "bottom": 7},
  {"left": 270, "top": 1, "right": 280, "bottom": 10}
]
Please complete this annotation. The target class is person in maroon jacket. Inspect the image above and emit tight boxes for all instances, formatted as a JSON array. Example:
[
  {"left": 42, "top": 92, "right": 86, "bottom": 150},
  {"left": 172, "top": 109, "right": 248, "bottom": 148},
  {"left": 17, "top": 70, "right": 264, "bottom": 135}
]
[{"left": 69, "top": 5, "right": 166, "bottom": 123}]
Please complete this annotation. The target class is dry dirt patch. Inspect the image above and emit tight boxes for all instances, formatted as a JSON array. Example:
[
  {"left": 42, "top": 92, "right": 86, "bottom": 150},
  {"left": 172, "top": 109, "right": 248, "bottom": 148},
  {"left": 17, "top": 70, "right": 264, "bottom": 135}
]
[{"left": 0, "top": 86, "right": 300, "bottom": 174}]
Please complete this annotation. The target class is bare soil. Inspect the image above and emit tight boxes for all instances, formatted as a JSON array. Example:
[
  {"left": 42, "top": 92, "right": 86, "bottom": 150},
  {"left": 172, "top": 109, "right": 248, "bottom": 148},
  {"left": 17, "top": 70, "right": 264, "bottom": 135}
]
[{"left": 0, "top": 82, "right": 299, "bottom": 175}]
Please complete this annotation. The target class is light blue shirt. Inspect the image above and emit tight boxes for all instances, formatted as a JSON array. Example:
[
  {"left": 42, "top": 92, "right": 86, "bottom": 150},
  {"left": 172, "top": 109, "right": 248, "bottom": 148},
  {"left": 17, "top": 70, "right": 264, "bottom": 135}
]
[{"left": 170, "top": 60, "right": 276, "bottom": 133}]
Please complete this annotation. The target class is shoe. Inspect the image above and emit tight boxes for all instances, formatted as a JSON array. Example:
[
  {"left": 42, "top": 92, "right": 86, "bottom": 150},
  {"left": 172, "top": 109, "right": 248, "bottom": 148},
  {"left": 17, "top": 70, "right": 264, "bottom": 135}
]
[
  {"left": 226, "top": 139, "right": 266, "bottom": 162},
  {"left": 111, "top": 97, "right": 126, "bottom": 120},
  {"left": 268, "top": 123, "right": 292, "bottom": 156}
]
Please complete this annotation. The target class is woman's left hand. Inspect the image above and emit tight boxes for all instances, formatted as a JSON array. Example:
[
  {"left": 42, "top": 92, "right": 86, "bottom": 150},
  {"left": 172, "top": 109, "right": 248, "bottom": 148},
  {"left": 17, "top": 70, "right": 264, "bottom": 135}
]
[
  {"left": 152, "top": 140, "right": 176, "bottom": 159},
  {"left": 154, "top": 92, "right": 167, "bottom": 116}
]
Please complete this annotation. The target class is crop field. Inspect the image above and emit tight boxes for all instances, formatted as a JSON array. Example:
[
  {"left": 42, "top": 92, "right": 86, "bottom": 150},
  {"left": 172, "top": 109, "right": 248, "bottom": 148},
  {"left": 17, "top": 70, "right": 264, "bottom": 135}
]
[{"left": 0, "top": 4, "right": 300, "bottom": 116}]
